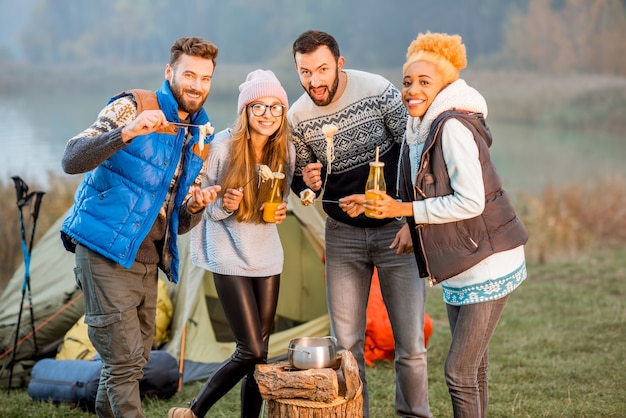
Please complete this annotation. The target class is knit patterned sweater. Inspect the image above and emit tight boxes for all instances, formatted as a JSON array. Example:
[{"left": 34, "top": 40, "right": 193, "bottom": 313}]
[
  {"left": 288, "top": 69, "right": 407, "bottom": 227},
  {"left": 190, "top": 130, "right": 296, "bottom": 277}
]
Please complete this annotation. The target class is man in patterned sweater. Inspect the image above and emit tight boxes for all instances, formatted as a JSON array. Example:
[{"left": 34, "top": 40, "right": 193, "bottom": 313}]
[{"left": 288, "top": 30, "right": 431, "bottom": 418}]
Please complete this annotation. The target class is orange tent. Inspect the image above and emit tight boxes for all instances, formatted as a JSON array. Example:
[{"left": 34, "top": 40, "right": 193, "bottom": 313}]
[{"left": 365, "top": 268, "right": 433, "bottom": 366}]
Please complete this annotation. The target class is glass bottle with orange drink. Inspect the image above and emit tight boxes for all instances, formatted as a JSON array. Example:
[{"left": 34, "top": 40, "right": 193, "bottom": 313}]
[
  {"left": 262, "top": 166, "right": 285, "bottom": 223},
  {"left": 364, "top": 161, "right": 386, "bottom": 218}
]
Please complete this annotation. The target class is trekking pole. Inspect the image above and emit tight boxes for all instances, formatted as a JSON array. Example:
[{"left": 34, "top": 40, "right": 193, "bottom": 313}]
[
  {"left": 7, "top": 176, "right": 45, "bottom": 391},
  {"left": 24, "top": 189, "right": 45, "bottom": 349}
]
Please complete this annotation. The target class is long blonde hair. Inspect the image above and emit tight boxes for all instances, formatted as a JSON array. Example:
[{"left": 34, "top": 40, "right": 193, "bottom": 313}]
[{"left": 219, "top": 109, "right": 292, "bottom": 223}]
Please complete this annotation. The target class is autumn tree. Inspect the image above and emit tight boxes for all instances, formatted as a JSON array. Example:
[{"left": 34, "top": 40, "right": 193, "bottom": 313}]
[{"left": 501, "top": 0, "right": 626, "bottom": 75}]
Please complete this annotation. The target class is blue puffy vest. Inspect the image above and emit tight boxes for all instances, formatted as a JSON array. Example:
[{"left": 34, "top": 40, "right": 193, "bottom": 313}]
[{"left": 61, "top": 81, "right": 210, "bottom": 283}]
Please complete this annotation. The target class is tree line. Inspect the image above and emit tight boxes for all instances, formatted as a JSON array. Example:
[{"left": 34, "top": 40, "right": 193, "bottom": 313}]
[{"left": 5, "top": 0, "right": 626, "bottom": 75}]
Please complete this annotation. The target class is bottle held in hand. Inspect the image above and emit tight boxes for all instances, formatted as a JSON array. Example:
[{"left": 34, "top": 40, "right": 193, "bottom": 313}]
[
  {"left": 364, "top": 161, "right": 386, "bottom": 218},
  {"left": 263, "top": 166, "right": 285, "bottom": 223}
]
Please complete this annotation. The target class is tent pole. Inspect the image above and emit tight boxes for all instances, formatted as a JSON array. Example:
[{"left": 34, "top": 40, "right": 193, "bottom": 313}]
[{"left": 178, "top": 324, "right": 187, "bottom": 392}]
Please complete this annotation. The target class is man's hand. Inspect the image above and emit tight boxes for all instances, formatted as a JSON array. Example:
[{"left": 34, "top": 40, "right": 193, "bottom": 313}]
[
  {"left": 339, "top": 194, "right": 366, "bottom": 218},
  {"left": 187, "top": 185, "right": 222, "bottom": 213},
  {"left": 302, "top": 162, "right": 324, "bottom": 191},
  {"left": 121, "top": 110, "right": 169, "bottom": 143}
]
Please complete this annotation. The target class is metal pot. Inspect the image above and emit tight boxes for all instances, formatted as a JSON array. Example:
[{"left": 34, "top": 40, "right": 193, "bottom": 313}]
[{"left": 287, "top": 336, "right": 338, "bottom": 370}]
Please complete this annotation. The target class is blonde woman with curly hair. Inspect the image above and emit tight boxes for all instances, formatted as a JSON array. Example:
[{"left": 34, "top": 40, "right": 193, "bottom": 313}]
[
  {"left": 170, "top": 69, "right": 294, "bottom": 418},
  {"left": 343, "top": 32, "right": 528, "bottom": 417}
]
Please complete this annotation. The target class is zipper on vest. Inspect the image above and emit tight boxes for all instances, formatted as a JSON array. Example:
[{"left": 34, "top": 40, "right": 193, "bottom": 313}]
[
  {"left": 415, "top": 225, "right": 436, "bottom": 287},
  {"left": 415, "top": 186, "right": 427, "bottom": 199}
]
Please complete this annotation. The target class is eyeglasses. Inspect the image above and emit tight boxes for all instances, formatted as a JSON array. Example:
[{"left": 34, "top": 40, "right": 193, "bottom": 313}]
[{"left": 248, "top": 103, "right": 285, "bottom": 117}]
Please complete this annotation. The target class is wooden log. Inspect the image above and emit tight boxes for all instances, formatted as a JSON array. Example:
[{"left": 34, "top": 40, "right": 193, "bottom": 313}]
[
  {"left": 255, "top": 360, "right": 339, "bottom": 402},
  {"left": 340, "top": 350, "right": 361, "bottom": 400}
]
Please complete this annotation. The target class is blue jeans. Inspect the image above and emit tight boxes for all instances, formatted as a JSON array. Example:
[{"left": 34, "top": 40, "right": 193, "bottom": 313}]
[
  {"left": 445, "top": 294, "right": 510, "bottom": 418},
  {"left": 325, "top": 218, "right": 430, "bottom": 418},
  {"left": 74, "top": 244, "right": 157, "bottom": 418}
]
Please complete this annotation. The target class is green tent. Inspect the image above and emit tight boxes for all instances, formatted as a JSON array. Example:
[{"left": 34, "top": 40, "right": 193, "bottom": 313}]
[{"left": 0, "top": 192, "right": 329, "bottom": 387}]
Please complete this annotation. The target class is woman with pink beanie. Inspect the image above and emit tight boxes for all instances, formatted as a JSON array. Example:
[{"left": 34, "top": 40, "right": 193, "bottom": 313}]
[{"left": 169, "top": 69, "right": 294, "bottom": 418}]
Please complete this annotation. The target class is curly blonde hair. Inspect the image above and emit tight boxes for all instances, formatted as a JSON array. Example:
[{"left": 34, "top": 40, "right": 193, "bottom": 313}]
[{"left": 403, "top": 32, "right": 467, "bottom": 85}]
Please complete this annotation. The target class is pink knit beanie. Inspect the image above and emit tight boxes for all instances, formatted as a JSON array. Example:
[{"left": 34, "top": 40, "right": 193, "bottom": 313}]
[{"left": 237, "top": 69, "right": 289, "bottom": 115}]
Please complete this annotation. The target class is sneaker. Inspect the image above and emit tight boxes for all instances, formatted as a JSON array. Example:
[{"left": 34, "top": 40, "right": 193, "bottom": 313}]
[{"left": 168, "top": 407, "right": 198, "bottom": 418}]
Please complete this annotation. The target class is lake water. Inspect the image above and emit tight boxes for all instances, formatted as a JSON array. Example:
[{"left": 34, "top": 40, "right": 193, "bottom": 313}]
[
  {"left": 0, "top": 90, "right": 235, "bottom": 189},
  {"left": 1, "top": 91, "right": 624, "bottom": 195}
]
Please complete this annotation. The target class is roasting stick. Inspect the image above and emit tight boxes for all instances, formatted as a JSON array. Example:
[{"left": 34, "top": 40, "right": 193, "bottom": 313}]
[
  {"left": 238, "top": 164, "right": 274, "bottom": 192},
  {"left": 169, "top": 121, "right": 205, "bottom": 128},
  {"left": 298, "top": 124, "right": 340, "bottom": 207},
  {"left": 168, "top": 121, "right": 214, "bottom": 152}
]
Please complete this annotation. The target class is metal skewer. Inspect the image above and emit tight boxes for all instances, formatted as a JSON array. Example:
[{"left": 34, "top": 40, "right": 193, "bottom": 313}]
[
  {"left": 169, "top": 121, "right": 205, "bottom": 128},
  {"left": 238, "top": 176, "right": 257, "bottom": 192}
]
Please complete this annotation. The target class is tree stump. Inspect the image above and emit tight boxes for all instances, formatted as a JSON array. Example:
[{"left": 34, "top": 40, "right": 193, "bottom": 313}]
[
  {"left": 268, "top": 393, "right": 363, "bottom": 418},
  {"left": 256, "top": 351, "right": 363, "bottom": 418}
]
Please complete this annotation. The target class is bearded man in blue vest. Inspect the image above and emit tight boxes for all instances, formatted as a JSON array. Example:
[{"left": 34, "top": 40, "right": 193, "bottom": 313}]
[{"left": 60, "top": 37, "right": 221, "bottom": 418}]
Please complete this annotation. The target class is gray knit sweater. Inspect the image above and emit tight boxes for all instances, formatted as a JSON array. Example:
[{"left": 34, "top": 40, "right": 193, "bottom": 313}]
[{"left": 190, "top": 130, "right": 296, "bottom": 277}]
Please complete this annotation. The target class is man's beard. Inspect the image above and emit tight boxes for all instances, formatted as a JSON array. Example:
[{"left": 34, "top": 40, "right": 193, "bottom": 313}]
[
  {"left": 305, "top": 68, "right": 340, "bottom": 107},
  {"left": 170, "top": 80, "right": 207, "bottom": 115}
]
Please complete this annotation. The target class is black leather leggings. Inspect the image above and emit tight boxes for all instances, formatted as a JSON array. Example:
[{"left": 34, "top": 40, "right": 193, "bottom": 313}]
[{"left": 190, "top": 273, "right": 280, "bottom": 418}]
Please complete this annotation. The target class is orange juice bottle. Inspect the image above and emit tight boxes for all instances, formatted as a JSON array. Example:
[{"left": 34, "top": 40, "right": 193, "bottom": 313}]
[
  {"left": 364, "top": 161, "right": 386, "bottom": 218},
  {"left": 263, "top": 172, "right": 285, "bottom": 223}
]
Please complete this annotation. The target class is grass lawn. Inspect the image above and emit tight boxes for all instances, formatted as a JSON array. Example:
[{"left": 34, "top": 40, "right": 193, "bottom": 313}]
[{"left": 1, "top": 247, "right": 624, "bottom": 417}]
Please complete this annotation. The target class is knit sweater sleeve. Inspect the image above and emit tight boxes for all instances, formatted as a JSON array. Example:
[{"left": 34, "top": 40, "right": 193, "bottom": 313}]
[
  {"left": 382, "top": 82, "right": 408, "bottom": 145},
  {"left": 288, "top": 109, "right": 317, "bottom": 196},
  {"left": 61, "top": 96, "right": 137, "bottom": 174},
  {"left": 202, "top": 131, "right": 237, "bottom": 220},
  {"left": 178, "top": 158, "right": 209, "bottom": 234}
]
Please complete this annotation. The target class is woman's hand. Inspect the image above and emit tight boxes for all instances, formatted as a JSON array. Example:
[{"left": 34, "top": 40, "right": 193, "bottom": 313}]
[
  {"left": 261, "top": 201, "right": 288, "bottom": 224},
  {"left": 363, "top": 189, "right": 413, "bottom": 219},
  {"left": 273, "top": 202, "right": 288, "bottom": 224},
  {"left": 222, "top": 188, "right": 244, "bottom": 213},
  {"left": 390, "top": 223, "right": 414, "bottom": 255}
]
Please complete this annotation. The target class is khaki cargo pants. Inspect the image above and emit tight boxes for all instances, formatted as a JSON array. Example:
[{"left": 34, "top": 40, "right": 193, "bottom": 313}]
[{"left": 74, "top": 244, "right": 158, "bottom": 418}]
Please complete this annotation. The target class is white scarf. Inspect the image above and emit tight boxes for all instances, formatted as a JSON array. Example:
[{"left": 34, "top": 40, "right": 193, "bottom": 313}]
[{"left": 403, "top": 78, "right": 488, "bottom": 185}]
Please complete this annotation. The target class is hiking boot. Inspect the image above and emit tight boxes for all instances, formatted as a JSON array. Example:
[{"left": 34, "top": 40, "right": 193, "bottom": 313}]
[{"left": 168, "top": 407, "right": 198, "bottom": 418}]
